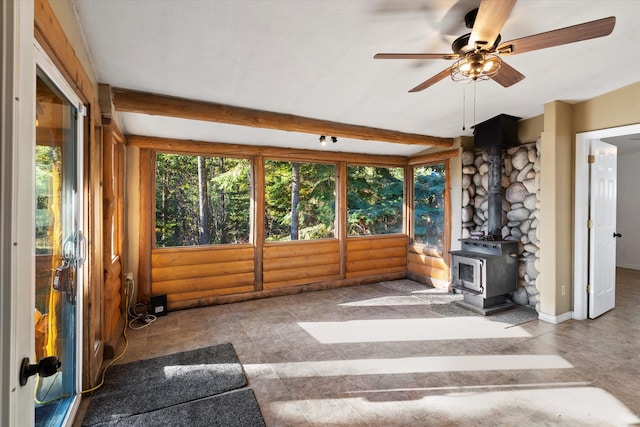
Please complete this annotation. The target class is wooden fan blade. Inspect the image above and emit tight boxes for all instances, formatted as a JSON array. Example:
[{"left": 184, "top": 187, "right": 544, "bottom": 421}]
[
  {"left": 409, "top": 67, "right": 451, "bottom": 92},
  {"left": 469, "top": 0, "right": 516, "bottom": 49},
  {"left": 374, "top": 53, "right": 458, "bottom": 60},
  {"left": 497, "top": 16, "right": 615, "bottom": 56},
  {"left": 491, "top": 60, "right": 525, "bottom": 87}
]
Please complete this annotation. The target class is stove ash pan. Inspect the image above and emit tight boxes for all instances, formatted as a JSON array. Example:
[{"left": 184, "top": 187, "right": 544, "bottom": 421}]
[{"left": 450, "top": 239, "right": 518, "bottom": 313}]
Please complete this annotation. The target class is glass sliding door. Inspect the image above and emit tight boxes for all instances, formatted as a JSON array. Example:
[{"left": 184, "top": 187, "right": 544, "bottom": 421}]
[{"left": 34, "top": 65, "right": 85, "bottom": 427}]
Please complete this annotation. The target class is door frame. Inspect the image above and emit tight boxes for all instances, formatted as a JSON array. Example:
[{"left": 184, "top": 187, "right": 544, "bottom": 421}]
[
  {"left": 573, "top": 123, "right": 640, "bottom": 320},
  {"left": 1, "top": 1, "right": 36, "bottom": 426},
  {"left": 34, "top": 39, "right": 86, "bottom": 426}
]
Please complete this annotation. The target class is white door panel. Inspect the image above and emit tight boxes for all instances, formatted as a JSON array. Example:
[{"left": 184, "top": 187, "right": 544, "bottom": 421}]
[{"left": 589, "top": 140, "right": 617, "bottom": 319}]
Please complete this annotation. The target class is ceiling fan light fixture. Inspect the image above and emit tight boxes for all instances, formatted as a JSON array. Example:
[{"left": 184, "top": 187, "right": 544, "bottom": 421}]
[
  {"left": 483, "top": 59, "right": 498, "bottom": 72},
  {"left": 451, "top": 52, "right": 501, "bottom": 83}
]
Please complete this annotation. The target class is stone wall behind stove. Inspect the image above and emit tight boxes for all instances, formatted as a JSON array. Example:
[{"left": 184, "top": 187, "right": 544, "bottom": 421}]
[{"left": 460, "top": 139, "right": 541, "bottom": 310}]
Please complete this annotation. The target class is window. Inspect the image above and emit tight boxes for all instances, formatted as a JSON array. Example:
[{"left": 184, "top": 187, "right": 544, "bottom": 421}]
[
  {"left": 347, "top": 166, "right": 404, "bottom": 236},
  {"left": 155, "top": 153, "right": 250, "bottom": 247},
  {"left": 264, "top": 160, "right": 336, "bottom": 241},
  {"left": 413, "top": 163, "right": 446, "bottom": 249}
]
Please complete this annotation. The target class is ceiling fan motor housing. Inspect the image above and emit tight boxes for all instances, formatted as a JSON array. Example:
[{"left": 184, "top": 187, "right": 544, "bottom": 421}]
[{"left": 452, "top": 33, "right": 502, "bottom": 55}]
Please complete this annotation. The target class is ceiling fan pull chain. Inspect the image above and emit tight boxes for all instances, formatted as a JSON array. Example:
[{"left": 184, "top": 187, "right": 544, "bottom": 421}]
[
  {"left": 462, "top": 85, "right": 466, "bottom": 131},
  {"left": 473, "top": 81, "right": 477, "bottom": 126}
]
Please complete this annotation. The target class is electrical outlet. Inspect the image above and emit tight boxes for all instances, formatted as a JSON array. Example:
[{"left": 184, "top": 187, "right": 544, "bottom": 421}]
[
  {"left": 561, "top": 285, "right": 566, "bottom": 296},
  {"left": 126, "top": 272, "right": 133, "bottom": 281}
]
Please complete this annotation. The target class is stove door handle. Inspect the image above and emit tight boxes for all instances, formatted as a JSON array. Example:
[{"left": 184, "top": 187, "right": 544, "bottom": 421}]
[{"left": 451, "top": 283, "right": 483, "bottom": 295}]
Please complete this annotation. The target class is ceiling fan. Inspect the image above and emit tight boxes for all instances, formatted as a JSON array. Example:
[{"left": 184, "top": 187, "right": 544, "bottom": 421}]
[{"left": 374, "top": 0, "right": 615, "bottom": 92}]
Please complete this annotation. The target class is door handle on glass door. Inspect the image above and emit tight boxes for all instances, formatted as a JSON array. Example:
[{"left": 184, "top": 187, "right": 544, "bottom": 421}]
[
  {"left": 19, "top": 356, "right": 61, "bottom": 386},
  {"left": 77, "top": 230, "right": 86, "bottom": 267}
]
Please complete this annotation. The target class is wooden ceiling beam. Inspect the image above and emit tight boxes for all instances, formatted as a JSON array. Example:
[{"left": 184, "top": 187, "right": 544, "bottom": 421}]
[{"left": 111, "top": 88, "right": 453, "bottom": 148}]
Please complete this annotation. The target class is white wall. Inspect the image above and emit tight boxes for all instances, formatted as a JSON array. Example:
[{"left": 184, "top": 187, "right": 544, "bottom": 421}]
[{"left": 617, "top": 151, "right": 640, "bottom": 269}]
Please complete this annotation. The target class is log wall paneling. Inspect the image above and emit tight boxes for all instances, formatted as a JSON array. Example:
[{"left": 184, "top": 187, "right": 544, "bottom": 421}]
[
  {"left": 154, "top": 273, "right": 255, "bottom": 296},
  {"left": 170, "top": 272, "right": 404, "bottom": 309},
  {"left": 103, "top": 129, "right": 114, "bottom": 249},
  {"left": 167, "top": 285, "right": 256, "bottom": 308},
  {"left": 102, "top": 118, "right": 126, "bottom": 357},
  {"left": 85, "top": 118, "right": 104, "bottom": 384},
  {"left": 153, "top": 259, "right": 254, "bottom": 283},
  {"left": 103, "top": 260, "right": 122, "bottom": 342},
  {"left": 407, "top": 246, "right": 449, "bottom": 282},
  {"left": 151, "top": 246, "right": 254, "bottom": 267},
  {"left": 263, "top": 240, "right": 340, "bottom": 290},
  {"left": 116, "top": 139, "right": 126, "bottom": 268},
  {"left": 103, "top": 83, "right": 127, "bottom": 269},
  {"left": 151, "top": 246, "right": 255, "bottom": 309},
  {"left": 101, "top": 127, "right": 115, "bottom": 341},
  {"left": 346, "top": 235, "right": 408, "bottom": 279},
  {"left": 138, "top": 149, "right": 154, "bottom": 303}
]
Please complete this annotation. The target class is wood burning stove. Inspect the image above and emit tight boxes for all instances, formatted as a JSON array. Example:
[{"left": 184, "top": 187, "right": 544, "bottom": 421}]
[
  {"left": 450, "top": 114, "right": 520, "bottom": 315},
  {"left": 450, "top": 238, "right": 518, "bottom": 315}
]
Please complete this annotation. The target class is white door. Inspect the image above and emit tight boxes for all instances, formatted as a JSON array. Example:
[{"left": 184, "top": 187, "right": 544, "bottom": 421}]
[{"left": 588, "top": 139, "right": 618, "bottom": 318}]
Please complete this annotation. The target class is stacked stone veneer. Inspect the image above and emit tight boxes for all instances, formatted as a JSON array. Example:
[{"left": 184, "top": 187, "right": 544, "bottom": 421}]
[{"left": 460, "top": 140, "right": 541, "bottom": 310}]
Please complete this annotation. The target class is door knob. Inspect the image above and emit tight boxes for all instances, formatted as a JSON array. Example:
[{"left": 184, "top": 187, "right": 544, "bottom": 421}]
[
  {"left": 613, "top": 232, "right": 622, "bottom": 238},
  {"left": 19, "top": 356, "right": 61, "bottom": 386}
]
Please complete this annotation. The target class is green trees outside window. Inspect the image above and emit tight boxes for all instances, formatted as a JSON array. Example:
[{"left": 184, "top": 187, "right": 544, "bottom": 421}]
[
  {"left": 154, "top": 154, "right": 447, "bottom": 248},
  {"left": 35, "top": 146, "right": 57, "bottom": 255},
  {"left": 347, "top": 166, "right": 404, "bottom": 236},
  {"left": 264, "top": 160, "right": 336, "bottom": 241},
  {"left": 155, "top": 153, "right": 251, "bottom": 247},
  {"left": 414, "top": 163, "right": 446, "bottom": 249}
]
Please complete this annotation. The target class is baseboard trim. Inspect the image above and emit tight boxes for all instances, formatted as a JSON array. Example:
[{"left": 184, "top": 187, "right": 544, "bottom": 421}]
[
  {"left": 617, "top": 264, "right": 640, "bottom": 271},
  {"left": 538, "top": 311, "right": 573, "bottom": 324}
]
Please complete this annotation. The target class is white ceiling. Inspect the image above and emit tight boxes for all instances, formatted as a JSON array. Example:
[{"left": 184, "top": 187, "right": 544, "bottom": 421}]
[
  {"left": 73, "top": 0, "right": 640, "bottom": 156},
  {"left": 603, "top": 133, "right": 640, "bottom": 156}
]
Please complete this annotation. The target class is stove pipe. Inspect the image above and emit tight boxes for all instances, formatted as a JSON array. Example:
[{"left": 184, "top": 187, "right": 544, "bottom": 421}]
[{"left": 473, "top": 114, "right": 520, "bottom": 238}]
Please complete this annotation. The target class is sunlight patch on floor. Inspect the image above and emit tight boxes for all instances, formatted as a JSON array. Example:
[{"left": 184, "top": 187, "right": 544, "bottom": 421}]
[
  {"left": 266, "top": 387, "right": 640, "bottom": 426},
  {"left": 162, "top": 363, "right": 236, "bottom": 378},
  {"left": 245, "top": 354, "right": 571, "bottom": 378},
  {"left": 344, "top": 381, "right": 592, "bottom": 394},
  {"left": 338, "top": 296, "right": 431, "bottom": 306},
  {"left": 298, "top": 317, "right": 530, "bottom": 344}
]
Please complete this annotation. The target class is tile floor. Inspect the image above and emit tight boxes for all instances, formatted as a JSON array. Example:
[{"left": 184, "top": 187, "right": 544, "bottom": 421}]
[{"left": 78, "top": 269, "right": 640, "bottom": 426}]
